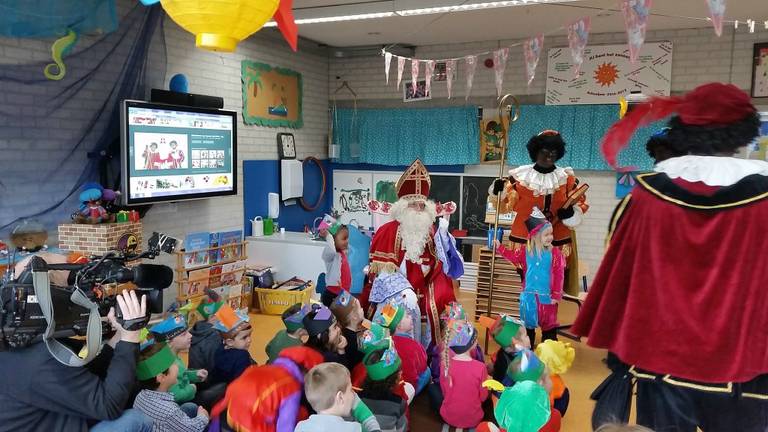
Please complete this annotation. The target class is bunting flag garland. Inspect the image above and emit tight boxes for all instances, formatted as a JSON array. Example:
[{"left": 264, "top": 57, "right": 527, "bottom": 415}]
[
  {"left": 411, "top": 58, "right": 420, "bottom": 95},
  {"left": 621, "top": 0, "right": 652, "bottom": 63},
  {"left": 706, "top": 0, "right": 726, "bottom": 37},
  {"left": 397, "top": 56, "right": 406, "bottom": 88},
  {"left": 465, "top": 55, "right": 477, "bottom": 100},
  {"left": 567, "top": 17, "right": 591, "bottom": 77},
  {"left": 493, "top": 48, "right": 509, "bottom": 97},
  {"left": 425, "top": 60, "right": 436, "bottom": 96},
  {"left": 446, "top": 59, "right": 456, "bottom": 99},
  {"left": 523, "top": 35, "right": 544, "bottom": 86},
  {"left": 384, "top": 51, "right": 393, "bottom": 84}
]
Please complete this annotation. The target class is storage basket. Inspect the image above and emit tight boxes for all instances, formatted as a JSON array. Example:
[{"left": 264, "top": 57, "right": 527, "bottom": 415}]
[{"left": 254, "top": 283, "right": 312, "bottom": 315}]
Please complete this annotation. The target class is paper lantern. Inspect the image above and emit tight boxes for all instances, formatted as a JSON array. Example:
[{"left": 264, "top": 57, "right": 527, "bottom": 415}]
[{"left": 161, "top": 0, "right": 280, "bottom": 52}]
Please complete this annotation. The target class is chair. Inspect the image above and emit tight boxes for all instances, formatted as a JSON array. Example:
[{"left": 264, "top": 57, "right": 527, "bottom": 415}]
[{"left": 555, "top": 260, "right": 588, "bottom": 341}]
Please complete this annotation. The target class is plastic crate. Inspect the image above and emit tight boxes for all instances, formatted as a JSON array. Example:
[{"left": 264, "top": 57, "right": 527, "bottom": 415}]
[{"left": 254, "top": 284, "right": 313, "bottom": 315}]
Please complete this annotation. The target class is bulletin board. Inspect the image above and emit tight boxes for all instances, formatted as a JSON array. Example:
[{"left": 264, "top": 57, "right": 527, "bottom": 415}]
[{"left": 241, "top": 60, "right": 303, "bottom": 128}]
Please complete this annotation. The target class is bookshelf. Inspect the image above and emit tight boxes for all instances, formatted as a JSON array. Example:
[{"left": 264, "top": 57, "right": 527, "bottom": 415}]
[{"left": 174, "top": 240, "right": 252, "bottom": 310}]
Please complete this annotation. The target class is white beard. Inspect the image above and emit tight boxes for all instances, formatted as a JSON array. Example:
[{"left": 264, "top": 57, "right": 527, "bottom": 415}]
[{"left": 391, "top": 199, "right": 437, "bottom": 263}]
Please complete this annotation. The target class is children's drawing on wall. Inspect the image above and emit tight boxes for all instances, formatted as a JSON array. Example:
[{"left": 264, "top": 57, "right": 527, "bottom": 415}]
[
  {"left": 338, "top": 188, "right": 370, "bottom": 213},
  {"left": 375, "top": 180, "right": 397, "bottom": 203},
  {"left": 480, "top": 119, "right": 504, "bottom": 163},
  {"left": 462, "top": 182, "right": 485, "bottom": 231},
  {"left": 242, "top": 60, "right": 303, "bottom": 128}
]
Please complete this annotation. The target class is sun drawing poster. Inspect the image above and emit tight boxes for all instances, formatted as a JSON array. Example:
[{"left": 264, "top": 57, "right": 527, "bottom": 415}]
[{"left": 545, "top": 42, "right": 672, "bottom": 105}]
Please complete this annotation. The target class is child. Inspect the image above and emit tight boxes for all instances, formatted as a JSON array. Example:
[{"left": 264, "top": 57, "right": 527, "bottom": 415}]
[
  {"left": 439, "top": 319, "right": 488, "bottom": 429},
  {"left": 331, "top": 290, "right": 368, "bottom": 368},
  {"left": 489, "top": 314, "right": 530, "bottom": 386},
  {"left": 149, "top": 314, "right": 206, "bottom": 404},
  {"left": 303, "top": 304, "right": 350, "bottom": 367},
  {"left": 208, "top": 346, "right": 324, "bottom": 432},
  {"left": 265, "top": 303, "right": 308, "bottom": 363},
  {"left": 535, "top": 340, "right": 574, "bottom": 417},
  {"left": 321, "top": 222, "right": 351, "bottom": 306},
  {"left": 494, "top": 207, "right": 566, "bottom": 346},
  {"left": 377, "top": 303, "right": 429, "bottom": 394},
  {"left": 210, "top": 306, "right": 255, "bottom": 384},
  {"left": 506, "top": 349, "right": 561, "bottom": 432},
  {"left": 189, "top": 294, "right": 224, "bottom": 371},
  {"left": 351, "top": 322, "right": 395, "bottom": 387},
  {"left": 296, "top": 363, "right": 379, "bottom": 432},
  {"left": 360, "top": 346, "right": 410, "bottom": 432},
  {"left": 133, "top": 342, "right": 209, "bottom": 431},
  {"left": 475, "top": 380, "right": 553, "bottom": 432}
]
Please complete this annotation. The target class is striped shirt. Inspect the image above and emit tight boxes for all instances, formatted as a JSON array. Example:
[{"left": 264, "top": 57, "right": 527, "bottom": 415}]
[{"left": 134, "top": 390, "right": 208, "bottom": 432}]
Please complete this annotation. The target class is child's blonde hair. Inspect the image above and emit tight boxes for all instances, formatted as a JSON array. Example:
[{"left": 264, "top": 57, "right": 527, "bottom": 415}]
[
  {"left": 527, "top": 224, "right": 552, "bottom": 257},
  {"left": 304, "top": 362, "right": 351, "bottom": 412},
  {"left": 595, "top": 424, "right": 654, "bottom": 432}
]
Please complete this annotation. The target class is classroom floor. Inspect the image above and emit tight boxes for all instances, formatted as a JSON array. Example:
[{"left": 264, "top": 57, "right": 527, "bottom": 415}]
[{"left": 246, "top": 291, "right": 609, "bottom": 431}]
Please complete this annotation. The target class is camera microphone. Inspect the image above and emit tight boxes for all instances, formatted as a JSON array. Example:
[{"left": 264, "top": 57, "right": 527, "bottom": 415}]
[{"left": 114, "top": 264, "right": 173, "bottom": 289}]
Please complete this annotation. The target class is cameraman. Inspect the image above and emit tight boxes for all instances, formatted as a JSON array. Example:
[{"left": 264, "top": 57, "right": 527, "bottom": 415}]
[{"left": 0, "top": 290, "right": 152, "bottom": 432}]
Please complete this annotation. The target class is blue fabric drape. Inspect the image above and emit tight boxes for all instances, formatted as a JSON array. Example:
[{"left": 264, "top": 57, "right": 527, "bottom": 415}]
[
  {"left": 0, "top": 0, "right": 117, "bottom": 37},
  {"left": 506, "top": 104, "right": 665, "bottom": 171},
  {"left": 0, "top": 4, "right": 166, "bottom": 237},
  {"left": 333, "top": 106, "right": 480, "bottom": 166}
]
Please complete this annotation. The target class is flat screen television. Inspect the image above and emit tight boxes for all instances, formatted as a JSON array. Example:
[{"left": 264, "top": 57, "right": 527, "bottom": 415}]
[{"left": 120, "top": 100, "right": 237, "bottom": 205}]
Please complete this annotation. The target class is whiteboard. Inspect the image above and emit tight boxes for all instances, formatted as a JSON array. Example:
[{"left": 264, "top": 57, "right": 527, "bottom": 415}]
[{"left": 333, "top": 171, "right": 373, "bottom": 229}]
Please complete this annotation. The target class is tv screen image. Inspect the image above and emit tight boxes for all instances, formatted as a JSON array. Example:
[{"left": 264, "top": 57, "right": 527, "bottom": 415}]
[{"left": 121, "top": 100, "right": 238, "bottom": 205}]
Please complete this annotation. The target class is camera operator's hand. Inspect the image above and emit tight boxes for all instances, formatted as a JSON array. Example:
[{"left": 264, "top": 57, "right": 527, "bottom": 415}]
[
  {"left": 108, "top": 290, "right": 147, "bottom": 344},
  {"left": 196, "top": 369, "right": 208, "bottom": 381},
  {"left": 197, "top": 405, "right": 209, "bottom": 419}
]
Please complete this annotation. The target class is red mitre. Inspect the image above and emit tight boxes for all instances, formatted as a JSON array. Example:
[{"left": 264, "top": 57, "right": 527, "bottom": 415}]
[{"left": 397, "top": 159, "right": 431, "bottom": 200}]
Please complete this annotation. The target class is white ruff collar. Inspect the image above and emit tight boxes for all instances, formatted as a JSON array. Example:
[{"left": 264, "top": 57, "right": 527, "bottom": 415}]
[
  {"left": 509, "top": 164, "right": 574, "bottom": 196},
  {"left": 654, "top": 156, "right": 768, "bottom": 187}
]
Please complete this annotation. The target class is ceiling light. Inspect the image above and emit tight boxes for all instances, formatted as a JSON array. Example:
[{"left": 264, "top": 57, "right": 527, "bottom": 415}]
[{"left": 263, "top": 0, "right": 581, "bottom": 26}]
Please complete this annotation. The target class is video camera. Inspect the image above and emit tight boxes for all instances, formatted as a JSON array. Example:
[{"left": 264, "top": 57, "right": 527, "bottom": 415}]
[{"left": 0, "top": 232, "right": 177, "bottom": 354}]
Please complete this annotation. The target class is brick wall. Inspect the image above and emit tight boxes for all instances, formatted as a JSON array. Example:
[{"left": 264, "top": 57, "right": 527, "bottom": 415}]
[
  {"left": 59, "top": 221, "right": 143, "bottom": 255},
  {"left": 328, "top": 26, "right": 768, "bottom": 277}
]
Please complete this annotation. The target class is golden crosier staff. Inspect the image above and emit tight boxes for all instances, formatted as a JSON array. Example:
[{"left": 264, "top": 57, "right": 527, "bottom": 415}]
[{"left": 486, "top": 94, "right": 520, "bottom": 352}]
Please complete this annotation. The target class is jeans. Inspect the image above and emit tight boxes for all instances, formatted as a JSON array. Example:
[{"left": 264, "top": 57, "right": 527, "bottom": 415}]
[
  {"left": 91, "top": 408, "right": 153, "bottom": 432},
  {"left": 180, "top": 402, "right": 198, "bottom": 418}
]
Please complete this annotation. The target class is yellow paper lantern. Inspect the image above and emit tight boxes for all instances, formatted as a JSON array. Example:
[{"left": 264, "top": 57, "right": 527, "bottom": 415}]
[{"left": 161, "top": 0, "right": 280, "bottom": 52}]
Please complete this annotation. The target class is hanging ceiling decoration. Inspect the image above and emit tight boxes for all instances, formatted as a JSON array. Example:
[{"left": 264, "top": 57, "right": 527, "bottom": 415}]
[{"left": 140, "top": 0, "right": 298, "bottom": 52}]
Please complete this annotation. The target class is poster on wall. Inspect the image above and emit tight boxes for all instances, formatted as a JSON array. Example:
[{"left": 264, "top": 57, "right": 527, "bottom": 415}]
[
  {"left": 545, "top": 41, "right": 673, "bottom": 105},
  {"left": 333, "top": 171, "right": 373, "bottom": 229},
  {"left": 752, "top": 43, "right": 768, "bottom": 98},
  {"left": 241, "top": 60, "right": 303, "bottom": 128},
  {"left": 480, "top": 116, "right": 505, "bottom": 164}
]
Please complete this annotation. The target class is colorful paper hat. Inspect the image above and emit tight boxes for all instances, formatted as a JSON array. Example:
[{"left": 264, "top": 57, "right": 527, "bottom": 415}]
[
  {"left": 525, "top": 207, "right": 551, "bottom": 238},
  {"left": 369, "top": 272, "right": 413, "bottom": 304},
  {"left": 136, "top": 343, "right": 177, "bottom": 381},
  {"left": 440, "top": 302, "right": 466, "bottom": 322},
  {"left": 213, "top": 305, "right": 250, "bottom": 334},
  {"left": 364, "top": 346, "right": 402, "bottom": 381},
  {"left": 534, "top": 340, "right": 575, "bottom": 375},
  {"left": 494, "top": 380, "right": 551, "bottom": 432},
  {"left": 283, "top": 304, "right": 310, "bottom": 333},
  {"left": 358, "top": 322, "right": 392, "bottom": 355},
  {"left": 508, "top": 349, "right": 546, "bottom": 383},
  {"left": 396, "top": 159, "right": 431, "bottom": 201},
  {"left": 197, "top": 295, "right": 224, "bottom": 319},
  {"left": 150, "top": 314, "right": 188, "bottom": 341},
  {"left": 491, "top": 315, "right": 524, "bottom": 348},
  {"left": 138, "top": 328, "right": 155, "bottom": 351},
  {"left": 334, "top": 290, "right": 354, "bottom": 308},
  {"left": 373, "top": 302, "right": 405, "bottom": 332},
  {"left": 447, "top": 319, "right": 477, "bottom": 352},
  {"left": 302, "top": 304, "right": 337, "bottom": 338}
]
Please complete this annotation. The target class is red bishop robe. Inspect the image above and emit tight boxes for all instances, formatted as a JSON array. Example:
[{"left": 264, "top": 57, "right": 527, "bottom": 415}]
[
  {"left": 362, "top": 220, "right": 456, "bottom": 342},
  {"left": 572, "top": 171, "right": 768, "bottom": 383}
]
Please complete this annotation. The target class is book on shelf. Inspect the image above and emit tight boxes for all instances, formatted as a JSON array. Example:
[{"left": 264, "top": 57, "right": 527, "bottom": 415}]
[
  {"left": 209, "top": 265, "right": 223, "bottom": 288},
  {"left": 218, "top": 230, "right": 243, "bottom": 262},
  {"left": 183, "top": 232, "right": 211, "bottom": 268},
  {"left": 208, "top": 232, "right": 220, "bottom": 264},
  {"left": 221, "top": 260, "right": 246, "bottom": 286},
  {"left": 186, "top": 268, "right": 210, "bottom": 297}
]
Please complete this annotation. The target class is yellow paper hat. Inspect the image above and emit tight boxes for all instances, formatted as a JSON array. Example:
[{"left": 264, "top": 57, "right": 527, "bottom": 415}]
[{"left": 534, "top": 340, "right": 575, "bottom": 375}]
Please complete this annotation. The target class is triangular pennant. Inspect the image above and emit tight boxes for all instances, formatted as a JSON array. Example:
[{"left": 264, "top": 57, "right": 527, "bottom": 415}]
[
  {"left": 446, "top": 59, "right": 457, "bottom": 99},
  {"left": 493, "top": 48, "right": 509, "bottom": 97},
  {"left": 621, "top": 0, "right": 652, "bottom": 63},
  {"left": 411, "top": 59, "right": 420, "bottom": 96},
  {"left": 567, "top": 17, "right": 591, "bottom": 77},
  {"left": 274, "top": 0, "right": 298, "bottom": 52},
  {"left": 705, "top": 0, "right": 726, "bottom": 37},
  {"left": 384, "top": 51, "right": 393, "bottom": 84},
  {"left": 523, "top": 35, "right": 544, "bottom": 86},
  {"left": 397, "top": 56, "right": 406, "bottom": 89},
  {"left": 425, "top": 60, "right": 436, "bottom": 96},
  {"left": 464, "top": 55, "right": 477, "bottom": 100}
]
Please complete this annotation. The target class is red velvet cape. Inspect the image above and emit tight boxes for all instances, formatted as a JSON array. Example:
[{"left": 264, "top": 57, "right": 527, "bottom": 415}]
[{"left": 572, "top": 172, "right": 768, "bottom": 383}]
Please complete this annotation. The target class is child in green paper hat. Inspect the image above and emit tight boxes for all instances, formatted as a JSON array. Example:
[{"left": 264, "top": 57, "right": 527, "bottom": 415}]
[
  {"left": 189, "top": 292, "right": 224, "bottom": 372},
  {"left": 150, "top": 314, "right": 206, "bottom": 404},
  {"left": 320, "top": 218, "right": 351, "bottom": 307},
  {"left": 265, "top": 303, "right": 309, "bottom": 363},
  {"left": 133, "top": 342, "right": 209, "bottom": 432},
  {"left": 360, "top": 346, "right": 411, "bottom": 432}
]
